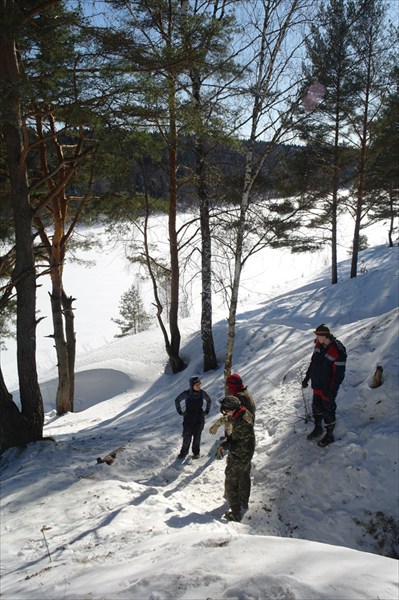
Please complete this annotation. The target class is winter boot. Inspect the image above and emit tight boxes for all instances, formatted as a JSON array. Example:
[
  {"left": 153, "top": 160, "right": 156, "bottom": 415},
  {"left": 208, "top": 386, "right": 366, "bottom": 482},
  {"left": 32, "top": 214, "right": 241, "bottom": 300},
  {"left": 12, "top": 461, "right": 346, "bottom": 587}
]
[
  {"left": 318, "top": 424, "right": 335, "bottom": 447},
  {"left": 306, "top": 417, "right": 323, "bottom": 440},
  {"left": 224, "top": 509, "right": 242, "bottom": 522}
]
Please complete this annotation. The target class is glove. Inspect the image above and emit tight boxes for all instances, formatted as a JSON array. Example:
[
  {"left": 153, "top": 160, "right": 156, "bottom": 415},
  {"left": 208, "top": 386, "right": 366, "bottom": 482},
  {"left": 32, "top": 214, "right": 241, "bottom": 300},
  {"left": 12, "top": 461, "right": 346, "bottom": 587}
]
[
  {"left": 215, "top": 446, "right": 224, "bottom": 460},
  {"left": 209, "top": 422, "right": 220, "bottom": 435},
  {"left": 302, "top": 379, "right": 309, "bottom": 388}
]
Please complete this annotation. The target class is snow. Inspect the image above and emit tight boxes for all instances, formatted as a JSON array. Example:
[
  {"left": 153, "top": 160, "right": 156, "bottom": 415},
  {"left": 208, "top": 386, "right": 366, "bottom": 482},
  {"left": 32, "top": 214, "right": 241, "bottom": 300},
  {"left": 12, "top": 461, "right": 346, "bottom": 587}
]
[{"left": 1, "top": 215, "right": 398, "bottom": 600}]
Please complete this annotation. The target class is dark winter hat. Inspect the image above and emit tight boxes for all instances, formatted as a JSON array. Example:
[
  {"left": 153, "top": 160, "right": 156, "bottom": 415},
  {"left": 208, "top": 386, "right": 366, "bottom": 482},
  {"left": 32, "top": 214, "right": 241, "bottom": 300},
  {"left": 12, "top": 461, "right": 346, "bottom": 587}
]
[
  {"left": 226, "top": 374, "right": 243, "bottom": 386},
  {"left": 220, "top": 395, "right": 241, "bottom": 411},
  {"left": 189, "top": 376, "right": 201, "bottom": 387},
  {"left": 313, "top": 324, "right": 330, "bottom": 336}
]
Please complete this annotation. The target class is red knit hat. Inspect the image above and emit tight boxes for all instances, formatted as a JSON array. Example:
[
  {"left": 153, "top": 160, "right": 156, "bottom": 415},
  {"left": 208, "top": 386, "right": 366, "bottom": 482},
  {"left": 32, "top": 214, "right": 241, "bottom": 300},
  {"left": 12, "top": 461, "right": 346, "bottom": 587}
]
[{"left": 226, "top": 374, "right": 244, "bottom": 391}]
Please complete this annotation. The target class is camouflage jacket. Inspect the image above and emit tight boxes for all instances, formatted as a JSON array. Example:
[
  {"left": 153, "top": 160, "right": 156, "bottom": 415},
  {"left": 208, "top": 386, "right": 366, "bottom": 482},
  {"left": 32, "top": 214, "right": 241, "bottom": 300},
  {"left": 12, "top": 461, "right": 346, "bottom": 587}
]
[
  {"left": 209, "top": 414, "right": 233, "bottom": 436},
  {"left": 237, "top": 388, "right": 256, "bottom": 419},
  {"left": 209, "top": 389, "right": 256, "bottom": 436},
  {"left": 221, "top": 407, "right": 255, "bottom": 463}
]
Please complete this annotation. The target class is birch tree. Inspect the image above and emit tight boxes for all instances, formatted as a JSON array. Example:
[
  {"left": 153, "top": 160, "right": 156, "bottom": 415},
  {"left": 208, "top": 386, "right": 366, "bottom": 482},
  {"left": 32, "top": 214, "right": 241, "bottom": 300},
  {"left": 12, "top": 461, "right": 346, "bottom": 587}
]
[{"left": 219, "top": 0, "right": 314, "bottom": 378}]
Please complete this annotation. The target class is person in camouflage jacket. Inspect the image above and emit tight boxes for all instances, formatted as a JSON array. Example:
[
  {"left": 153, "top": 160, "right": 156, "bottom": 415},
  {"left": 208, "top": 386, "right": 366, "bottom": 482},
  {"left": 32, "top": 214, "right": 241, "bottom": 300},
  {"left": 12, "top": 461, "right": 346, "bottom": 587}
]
[
  {"left": 208, "top": 374, "right": 255, "bottom": 438},
  {"left": 215, "top": 395, "right": 255, "bottom": 522}
]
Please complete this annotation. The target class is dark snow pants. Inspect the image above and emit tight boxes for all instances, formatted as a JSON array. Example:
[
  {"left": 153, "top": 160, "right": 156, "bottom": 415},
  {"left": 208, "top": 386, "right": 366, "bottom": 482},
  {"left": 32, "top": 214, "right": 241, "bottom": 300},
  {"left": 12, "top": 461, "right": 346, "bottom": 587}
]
[
  {"left": 312, "top": 391, "right": 336, "bottom": 425},
  {"left": 180, "top": 420, "right": 204, "bottom": 456}
]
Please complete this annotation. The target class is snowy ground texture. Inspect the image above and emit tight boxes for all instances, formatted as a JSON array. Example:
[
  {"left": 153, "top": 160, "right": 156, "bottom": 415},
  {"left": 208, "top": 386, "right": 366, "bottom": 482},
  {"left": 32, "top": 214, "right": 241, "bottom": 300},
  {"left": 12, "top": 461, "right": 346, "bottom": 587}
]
[{"left": 1, "top": 219, "right": 398, "bottom": 600}]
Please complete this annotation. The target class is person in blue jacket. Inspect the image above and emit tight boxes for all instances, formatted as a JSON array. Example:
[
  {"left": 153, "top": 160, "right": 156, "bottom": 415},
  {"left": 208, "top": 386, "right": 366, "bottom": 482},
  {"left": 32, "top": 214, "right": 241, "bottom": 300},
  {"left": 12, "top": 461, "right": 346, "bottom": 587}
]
[{"left": 175, "top": 376, "right": 211, "bottom": 459}]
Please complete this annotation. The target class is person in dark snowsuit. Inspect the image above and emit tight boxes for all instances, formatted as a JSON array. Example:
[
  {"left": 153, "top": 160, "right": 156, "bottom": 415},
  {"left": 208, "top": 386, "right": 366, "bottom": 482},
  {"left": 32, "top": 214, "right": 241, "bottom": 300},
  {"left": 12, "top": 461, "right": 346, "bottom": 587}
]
[
  {"left": 215, "top": 395, "right": 255, "bottom": 522},
  {"left": 175, "top": 376, "right": 211, "bottom": 459},
  {"left": 302, "top": 324, "right": 347, "bottom": 447}
]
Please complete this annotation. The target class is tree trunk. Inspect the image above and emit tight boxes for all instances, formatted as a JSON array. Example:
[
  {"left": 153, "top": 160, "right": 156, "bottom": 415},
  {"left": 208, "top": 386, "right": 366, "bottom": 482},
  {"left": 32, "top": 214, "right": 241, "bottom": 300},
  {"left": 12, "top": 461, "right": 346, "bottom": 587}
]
[
  {"left": 0, "top": 366, "right": 26, "bottom": 451},
  {"left": 62, "top": 291, "right": 76, "bottom": 412},
  {"left": 350, "top": 144, "right": 367, "bottom": 279},
  {"left": 0, "top": 10, "right": 44, "bottom": 446},
  {"left": 224, "top": 151, "right": 252, "bottom": 378},
  {"left": 167, "top": 75, "right": 185, "bottom": 374},
  {"left": 189, "top": 67, "right": 218, "bottom": 372},
  {"left": 387, "top": 188, "right": 394, "bottom": 248},
  {"left": 199, "top": 187, "right": 218, "bottom": 372},
  {"left": 351, "top": 39, "right": 372, "bottom": 279},
  {"left": 195, "top": 138, "right": 218, "bottom": 372},
  {"left": 49, "top": 284, "right": 72, "bottom": 415},
  {"left": 141, "top": 180, "right": 182, "bottom": 372},
  {"left": 33, "top": 107, "right": 82, "bottom": 414},
  {"left": 350, "top": 198, "right": 362, "bottom": 278},
  {"left": 331, "top": 116, "right": 340, "bottom": 285},
  {"left": 331, "top": 187, "right": 338, "bottom": 285}
]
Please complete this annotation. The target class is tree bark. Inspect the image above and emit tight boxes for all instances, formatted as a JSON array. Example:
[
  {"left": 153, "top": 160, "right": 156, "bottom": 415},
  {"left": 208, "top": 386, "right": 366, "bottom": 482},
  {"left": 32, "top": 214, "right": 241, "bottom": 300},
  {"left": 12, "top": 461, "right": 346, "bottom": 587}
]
[
  {"left": 191, "top": 73, "right": 218, "bottom": 372},
  {"left": 331, "top": 109, "right": 340, "bottom": 285},
  {"left": 167, "top": 74, "right": 185, "bottom": 374},
  {"left": 49, "top": 286, "right": 71, "bottom": 415},
  {"left": 0, "top": 366, "right": 26, "bottom": 451},
  {"left": 198, "top": 159, "right": 218, "bottom": 372},
  {"left": 0, "top": 5, "right": 44, "bottom": 447},
  {"left": 62, "top": 291, "right": 76, "bottom": 412}
]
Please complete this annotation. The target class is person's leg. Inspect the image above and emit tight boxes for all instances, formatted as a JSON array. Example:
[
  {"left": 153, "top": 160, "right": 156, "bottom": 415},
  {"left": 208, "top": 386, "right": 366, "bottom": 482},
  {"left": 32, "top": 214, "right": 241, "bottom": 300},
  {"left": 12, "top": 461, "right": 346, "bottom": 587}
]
[
  {"left": 224, "top": 459, "right": 242, "bottom": 521},
  {"left": 238, "top": 461, "right": 252, "bottom": 509},
  {"left": 307, "top": 394, "right": 324, "bottom": 439},
  {"left": 318, "top": 398, "right": 336, "bottom": 447},
  {"left": 192, "top": 422, "right": 203, "bottom": 456},
  {"left": 178, "top": 423, "right": 192, "bottom": 457}
]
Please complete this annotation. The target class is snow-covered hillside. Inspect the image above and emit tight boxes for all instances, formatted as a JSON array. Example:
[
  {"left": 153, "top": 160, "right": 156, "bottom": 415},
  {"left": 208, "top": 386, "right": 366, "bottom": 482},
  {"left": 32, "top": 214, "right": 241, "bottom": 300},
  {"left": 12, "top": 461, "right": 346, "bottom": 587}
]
[{"left": 0, "top": 224, "right": 398, "bottom": 599}]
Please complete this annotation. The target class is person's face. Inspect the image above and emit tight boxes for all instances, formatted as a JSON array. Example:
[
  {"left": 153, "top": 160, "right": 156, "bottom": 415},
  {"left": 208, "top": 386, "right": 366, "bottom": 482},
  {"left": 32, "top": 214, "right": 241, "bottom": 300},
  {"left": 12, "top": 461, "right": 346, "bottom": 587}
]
[
  {"left": 316, "top": 334, "right": 329, "bottom": 345},
  {"left": 193, "top": 382, "right": 201, "bottom": 390}
]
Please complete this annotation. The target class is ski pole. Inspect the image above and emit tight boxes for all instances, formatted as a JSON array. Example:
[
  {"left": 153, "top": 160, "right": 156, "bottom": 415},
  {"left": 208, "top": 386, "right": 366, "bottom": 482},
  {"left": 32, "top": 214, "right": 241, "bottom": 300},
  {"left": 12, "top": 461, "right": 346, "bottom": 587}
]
[{"left": 300, "top": 375, "right": 312, "bottom": 423}]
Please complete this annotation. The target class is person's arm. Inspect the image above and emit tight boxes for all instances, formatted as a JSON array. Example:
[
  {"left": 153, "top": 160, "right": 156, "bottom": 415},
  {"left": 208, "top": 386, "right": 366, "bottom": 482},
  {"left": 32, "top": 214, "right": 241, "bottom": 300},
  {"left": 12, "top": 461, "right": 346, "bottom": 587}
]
[
  {"left": 204, "top": 391, "right": 211, "bottom": 415},
  {"left": 209, "top": 415, "right": 226, "bottom": 434},
  {"left": 302, "top": 358, "right": 313, "bottom": 387},
  {"left": 175, "top": 391, "right": 186, "bottom": 415},
  {"left": 329, "top": 345, "right": 346, "bottom": 397},
  {"left": 303, "top": 343, "right": 318, "bottom": 387},
  {"left": 326, "top": 343, "right": 346, "bottom": 399}
]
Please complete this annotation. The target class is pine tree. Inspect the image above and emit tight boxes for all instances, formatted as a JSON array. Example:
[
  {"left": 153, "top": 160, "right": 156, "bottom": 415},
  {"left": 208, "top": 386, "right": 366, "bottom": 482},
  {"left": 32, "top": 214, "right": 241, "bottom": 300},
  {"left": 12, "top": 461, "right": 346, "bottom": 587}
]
[
  {"left": 348, "top": 0, "right": 396, "bottom": 277},
  {"left": 363, "top": 66, "right": 399, "bottom": 247},
  {"left": 113, "top": 285, "right": 152, "bottom": 337},
  {"left": 298, "top": 0, "right": 361, "bottom": 284}
]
